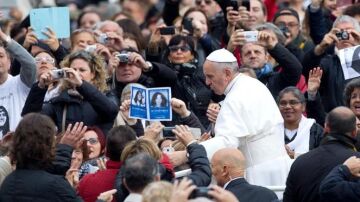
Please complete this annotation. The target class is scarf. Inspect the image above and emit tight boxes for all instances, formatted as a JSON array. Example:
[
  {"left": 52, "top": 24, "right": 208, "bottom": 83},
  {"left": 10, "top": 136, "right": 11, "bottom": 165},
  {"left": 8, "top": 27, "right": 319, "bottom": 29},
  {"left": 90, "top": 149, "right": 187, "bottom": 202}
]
[
  {"left": 255, "top": 63, "right": 273, "bottom": 79},
  {"left": 277, "top": 115, "right": 315, "bottom": 154}
]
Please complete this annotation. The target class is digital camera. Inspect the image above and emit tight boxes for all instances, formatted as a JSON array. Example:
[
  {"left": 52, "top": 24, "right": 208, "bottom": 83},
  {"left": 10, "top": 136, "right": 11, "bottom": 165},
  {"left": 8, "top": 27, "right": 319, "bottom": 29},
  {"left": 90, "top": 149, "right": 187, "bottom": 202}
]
[
  {"left": 84, "top": 45, "right": 97, "bottom": 53},
  {"left": 51, "top": 69, "right": 66, "bottom": 79},
  {"left": 116, "top": 53, "right": 129, "bottom": 63},
  {"left": 98, "top": 33, "right": 108, "bottom": 44},
  {"left": 336, "top": 31, "right": 349, "bottom": 40}
]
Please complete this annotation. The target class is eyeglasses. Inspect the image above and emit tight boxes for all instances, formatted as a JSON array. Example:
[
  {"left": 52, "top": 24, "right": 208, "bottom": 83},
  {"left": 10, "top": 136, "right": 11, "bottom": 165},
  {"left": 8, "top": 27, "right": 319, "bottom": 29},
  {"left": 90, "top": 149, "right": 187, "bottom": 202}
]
[
  {"left": 35, "top": 57, "right": 55, "bottom": 64},
  {"left": 279, "top": 100, "right": 302, "bottom": 108},
  {"left": 169, "top": 45, "right": 191, "bottom": 52},
  {"left": 195, "top": 0, "right": 213, "bottom": 6},
  {"left": 276, "top": 22, "right": 299, "bottom": 28},
  {"left": 85, "top": 138, "right": 99, "bottom": 145}
]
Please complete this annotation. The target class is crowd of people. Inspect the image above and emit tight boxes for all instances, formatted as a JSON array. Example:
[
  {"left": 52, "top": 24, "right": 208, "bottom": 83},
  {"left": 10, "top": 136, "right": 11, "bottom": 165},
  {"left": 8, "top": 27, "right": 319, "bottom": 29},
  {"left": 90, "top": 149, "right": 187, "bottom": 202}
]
[{"left": 0, "top": 0, "right": 360, "bottom": 201}]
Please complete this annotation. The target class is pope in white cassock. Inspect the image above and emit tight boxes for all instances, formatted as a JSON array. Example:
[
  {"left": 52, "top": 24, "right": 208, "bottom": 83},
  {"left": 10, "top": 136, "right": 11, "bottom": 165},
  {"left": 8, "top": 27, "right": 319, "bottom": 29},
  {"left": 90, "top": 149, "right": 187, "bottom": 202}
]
[{"left": 201, "top": 49, "right": 292, "bottom": 187}]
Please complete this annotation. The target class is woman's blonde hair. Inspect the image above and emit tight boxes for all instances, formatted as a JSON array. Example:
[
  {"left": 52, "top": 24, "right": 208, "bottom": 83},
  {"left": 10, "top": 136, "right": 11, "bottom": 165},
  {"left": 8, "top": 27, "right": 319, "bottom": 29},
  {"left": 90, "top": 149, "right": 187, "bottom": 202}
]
[
  {"left": 142, "top": 181, "right": 173, "bottom": 202},
  {"left": 121, "top": 138, "right": 162, "bottom": 162},
  {"left": 60, "top": 51, "right": 108, "bottom": 92}
]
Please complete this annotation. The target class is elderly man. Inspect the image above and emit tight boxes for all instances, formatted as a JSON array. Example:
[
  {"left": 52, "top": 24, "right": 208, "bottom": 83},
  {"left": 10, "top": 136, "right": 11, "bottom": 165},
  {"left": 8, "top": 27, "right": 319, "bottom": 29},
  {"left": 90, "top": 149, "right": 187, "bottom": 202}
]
[
  {"left": 201, "top": 48, "right": 291, "bottom": 186},
  {"left": 211, "top": 148, "right": 278, "bottom": 202},
  {"left": 303, "top": 15, "right": 360, "bottom": 112},
  {"left": 169, "top": 48, "right": 291, "bottom": 187}
]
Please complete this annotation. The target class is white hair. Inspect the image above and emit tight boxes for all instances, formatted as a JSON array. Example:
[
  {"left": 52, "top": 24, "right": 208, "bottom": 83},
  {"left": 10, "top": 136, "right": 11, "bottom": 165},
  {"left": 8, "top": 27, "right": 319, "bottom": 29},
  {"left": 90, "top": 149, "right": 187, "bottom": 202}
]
[
  {"left": 333, "top": 15, "right": 360, "bottom": 32},
  {"left": 216, "top": 61, "right": 239, "bottom": 73}
]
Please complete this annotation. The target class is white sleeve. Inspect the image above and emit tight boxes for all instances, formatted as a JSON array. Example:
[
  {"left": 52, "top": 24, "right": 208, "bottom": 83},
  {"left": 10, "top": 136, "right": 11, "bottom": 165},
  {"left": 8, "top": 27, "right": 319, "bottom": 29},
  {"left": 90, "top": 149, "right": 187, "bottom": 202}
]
[{"left": 200, "top": 135, "right": 239, "bottom": 160}]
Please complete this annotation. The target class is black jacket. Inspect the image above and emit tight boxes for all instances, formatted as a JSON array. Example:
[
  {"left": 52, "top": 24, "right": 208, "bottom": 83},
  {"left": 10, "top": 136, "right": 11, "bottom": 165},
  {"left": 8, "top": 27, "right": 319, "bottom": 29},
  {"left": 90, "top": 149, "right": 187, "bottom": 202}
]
[
  {"left": 302, "top": 49, "right": 350, "bottom": 112},
  {"left": 185, "top": 143, "right": 212, "bottom": 186},
  {"left": 319, "top": 164, "right": 360, "bottom": 202},
  {"left": 0, "top": 169, "right": 81, "bottom": 202},
  {"left": 226, "top": 178, "right": 278, "bottom": 202},
  {"left": 283, "top": 133, "right": 360, "bottom": 202},
  {"left": 47, "top": 144, "right": 73, "bottom": 176},
  {"left": 259, "top": 43, "right": 302, "bottom": 98},
  {"left": 22, "top": 81, "right": 118, "bottom": 133}
]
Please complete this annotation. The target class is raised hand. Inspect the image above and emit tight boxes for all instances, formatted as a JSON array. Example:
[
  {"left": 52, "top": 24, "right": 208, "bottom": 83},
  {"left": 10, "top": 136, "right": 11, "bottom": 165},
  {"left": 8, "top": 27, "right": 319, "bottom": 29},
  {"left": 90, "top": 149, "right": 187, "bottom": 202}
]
[
  {"left": 23, "top": 27, "right": 38, "bottom": 50},
  {"left": 307, "top": 67, "right": 323, "bottom": 95},
  {"left": 144, "top": 122, "right": 164, "bottom": 142},
  {"left": 257, "top": 30, "right": 278, "bottom": 50},
  {"left": 119, "top": 99, "right": 137, "bottom": 125},
  {"left": 170, "top": 178, "right": 196, "bottom": 202},
  {"left": 207, "top": 103, "right": 220, "bottom": 123},
  {"left": 60, "top": 122, "right": 87, "bottom": 148},
  {"left": 38, "top": 71, "right": 55, "bottom": 89},
  {"left": 42, "top": 27, "right": 60, "bottom": 51},
  {"left": 171, "top": 98, "right": 191, "bottom": 118},
  {"left": 172, "top": 125, "right": 196, "bottom": 146},
  {"left": 63, "top": 67, "right": 83, "bottom": 87}
]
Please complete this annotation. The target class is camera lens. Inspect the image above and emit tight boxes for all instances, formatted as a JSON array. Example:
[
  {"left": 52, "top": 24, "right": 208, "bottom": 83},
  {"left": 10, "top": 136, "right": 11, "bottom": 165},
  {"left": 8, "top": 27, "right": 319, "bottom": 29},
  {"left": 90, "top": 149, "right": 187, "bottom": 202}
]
[{"left": 342, "top": 32, "right": 349, "bottom": 40}]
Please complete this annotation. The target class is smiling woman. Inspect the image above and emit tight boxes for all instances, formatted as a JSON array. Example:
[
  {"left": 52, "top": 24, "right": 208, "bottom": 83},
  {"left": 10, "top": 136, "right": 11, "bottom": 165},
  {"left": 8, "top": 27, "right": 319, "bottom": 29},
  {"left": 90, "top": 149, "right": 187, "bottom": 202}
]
[
  {"left": 277, "top": 87, "right": 324, "bottom": 159},
  {"left": 344, "top": 78, "right": 360, "bottom": 118}
]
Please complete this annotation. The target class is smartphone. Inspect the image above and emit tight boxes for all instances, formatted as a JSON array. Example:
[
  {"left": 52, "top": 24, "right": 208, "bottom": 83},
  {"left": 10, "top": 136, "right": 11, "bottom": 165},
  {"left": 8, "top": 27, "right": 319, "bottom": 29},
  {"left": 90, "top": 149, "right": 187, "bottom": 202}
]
[
  {"left": 189, "top": 187, "right": 213, "bottom": 199},
  {"left": 51, "top": 69, "right": 66, "bottom": 80},
  {"left": 242, "top": 31, "right": 258, "bottom": 42},
  {"left": 182, "top": 18, "right": 193, "bottom": 35},
  {"left": 162, "top": 127, "right": 176, "bottom": 138},
  {"left": 242, "top": 0, "right": 250, "bottom": 11},
  {"left": 230, "top": 0, "right": 239, "bottom": 11},
  {"left": 160, "top": 26, "right": 176, "bottom": 35}
]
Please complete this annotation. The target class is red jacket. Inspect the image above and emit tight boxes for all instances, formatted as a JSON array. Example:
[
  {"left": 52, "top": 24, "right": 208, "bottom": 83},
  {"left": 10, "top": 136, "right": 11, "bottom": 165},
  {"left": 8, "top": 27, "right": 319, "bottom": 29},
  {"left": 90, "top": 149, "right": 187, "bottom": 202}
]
[{"left": 77, "top": 160, "right": 122, "bottom": 202}]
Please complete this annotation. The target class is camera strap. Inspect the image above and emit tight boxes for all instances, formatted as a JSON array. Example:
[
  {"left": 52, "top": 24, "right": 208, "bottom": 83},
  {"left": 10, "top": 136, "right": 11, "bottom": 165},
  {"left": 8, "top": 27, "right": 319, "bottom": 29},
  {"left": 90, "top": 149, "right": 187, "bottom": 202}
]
[{"left": 61, "top": 104, "right": 67, "bottom": 132}]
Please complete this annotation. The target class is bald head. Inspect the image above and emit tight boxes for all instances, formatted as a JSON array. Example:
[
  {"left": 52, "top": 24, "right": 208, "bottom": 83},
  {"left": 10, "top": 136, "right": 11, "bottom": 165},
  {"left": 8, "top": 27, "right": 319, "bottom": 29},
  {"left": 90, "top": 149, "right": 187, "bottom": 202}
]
[
  {"left": 326, "top": 106, "right": 356, "bottom": 135},
  {"left": 212, "top": 148, "right": 246, "bottom": 173}
]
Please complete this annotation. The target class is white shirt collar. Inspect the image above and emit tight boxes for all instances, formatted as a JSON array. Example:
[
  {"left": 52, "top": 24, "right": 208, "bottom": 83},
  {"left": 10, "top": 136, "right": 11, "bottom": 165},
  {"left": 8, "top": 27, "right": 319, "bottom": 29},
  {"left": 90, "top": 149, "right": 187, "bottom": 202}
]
[
  {"left": 224, "top": 73, "right": 240, "bottom": 95},
  {"left": 223, "top": 176, "right": 244, "bottom": 189}
]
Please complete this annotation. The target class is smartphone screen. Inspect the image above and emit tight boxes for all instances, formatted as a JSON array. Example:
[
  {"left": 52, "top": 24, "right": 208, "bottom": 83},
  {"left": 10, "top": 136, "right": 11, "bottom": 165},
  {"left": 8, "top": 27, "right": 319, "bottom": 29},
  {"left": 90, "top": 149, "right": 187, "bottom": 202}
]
[{"left": 159, "top": 26, "right": 176, "bottom": 35}]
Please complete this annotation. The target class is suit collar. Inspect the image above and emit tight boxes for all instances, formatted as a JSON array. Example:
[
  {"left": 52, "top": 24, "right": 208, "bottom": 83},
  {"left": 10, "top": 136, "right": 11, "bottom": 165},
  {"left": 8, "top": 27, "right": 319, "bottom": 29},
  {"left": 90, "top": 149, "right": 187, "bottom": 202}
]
[{"left": 224, "top": 177, "right": 247, "bottom": 189}]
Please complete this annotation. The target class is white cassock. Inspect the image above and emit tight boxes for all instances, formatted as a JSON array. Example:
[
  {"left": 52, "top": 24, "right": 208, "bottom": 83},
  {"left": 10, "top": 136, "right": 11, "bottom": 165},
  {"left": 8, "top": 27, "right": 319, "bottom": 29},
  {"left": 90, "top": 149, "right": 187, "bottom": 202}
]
[{"left": 201, "top": 74, "right": 292, "bottom": 186}]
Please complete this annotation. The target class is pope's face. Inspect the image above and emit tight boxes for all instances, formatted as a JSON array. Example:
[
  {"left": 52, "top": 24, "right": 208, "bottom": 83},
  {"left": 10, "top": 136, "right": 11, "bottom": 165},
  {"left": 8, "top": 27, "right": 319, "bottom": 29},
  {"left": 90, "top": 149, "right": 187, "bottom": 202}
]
[{"left": 203, "top": 61, "right": 228, "bottom": 95}]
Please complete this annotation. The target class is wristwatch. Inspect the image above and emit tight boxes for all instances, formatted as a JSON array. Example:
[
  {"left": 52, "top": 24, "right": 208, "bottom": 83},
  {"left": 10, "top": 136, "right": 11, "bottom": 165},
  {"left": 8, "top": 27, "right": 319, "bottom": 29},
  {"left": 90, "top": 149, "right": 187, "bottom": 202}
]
[{"left": 144, "top": 61, "right": 153, "bottom": 72}]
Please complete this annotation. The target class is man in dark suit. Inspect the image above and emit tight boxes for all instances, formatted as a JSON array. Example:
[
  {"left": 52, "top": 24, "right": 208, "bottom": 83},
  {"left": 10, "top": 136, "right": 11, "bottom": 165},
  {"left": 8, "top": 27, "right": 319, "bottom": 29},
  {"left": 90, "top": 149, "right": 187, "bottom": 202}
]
[
  {"left": 211, "top": 148, "right": 278, "bottom": 202},
  {"left": 283, "top": 106, "right": 360, "bottom": 202}
]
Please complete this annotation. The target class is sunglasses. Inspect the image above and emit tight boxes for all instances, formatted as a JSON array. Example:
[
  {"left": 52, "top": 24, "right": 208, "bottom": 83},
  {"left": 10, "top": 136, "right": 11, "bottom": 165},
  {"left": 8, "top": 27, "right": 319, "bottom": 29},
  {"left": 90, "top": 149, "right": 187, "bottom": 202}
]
[
  {"left": 169, "top": 45, "right": 192, "bottom": 52},
  {"left": 195, "top": 0, "right": 213, "bottom": 6},
  {"left": 35, "top": 57, "right": 55, "bottom": 64},
  {"left": 85, "top": 137, "right": 99, "bottom": 145}
]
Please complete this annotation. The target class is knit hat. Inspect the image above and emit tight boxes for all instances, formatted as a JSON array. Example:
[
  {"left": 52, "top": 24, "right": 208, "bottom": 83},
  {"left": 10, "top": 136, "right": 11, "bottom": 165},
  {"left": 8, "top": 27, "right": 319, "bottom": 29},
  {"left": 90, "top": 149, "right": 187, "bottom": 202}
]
[{"left": 273, "top": 8, "right": 300, "bottom": 23}]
